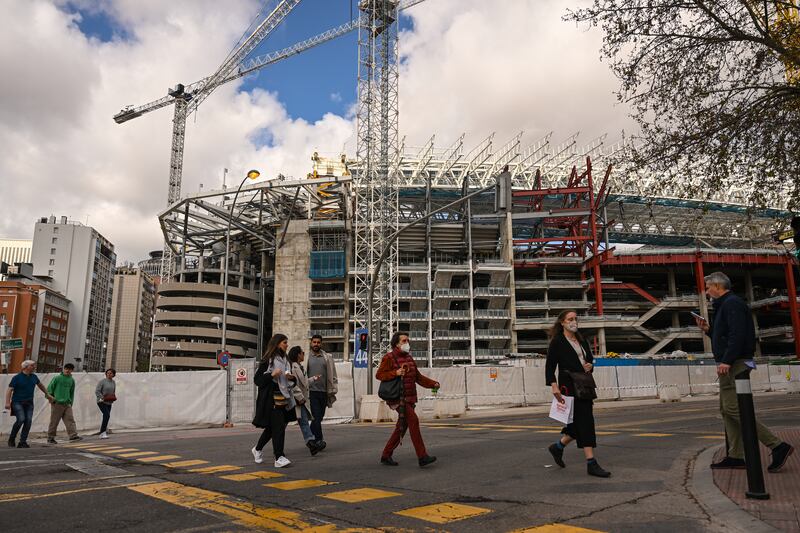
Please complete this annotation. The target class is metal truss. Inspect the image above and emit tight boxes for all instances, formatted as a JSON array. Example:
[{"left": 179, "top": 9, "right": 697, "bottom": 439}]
[{"left": 353, "top": 0, "right": 401, "bottom": 362}]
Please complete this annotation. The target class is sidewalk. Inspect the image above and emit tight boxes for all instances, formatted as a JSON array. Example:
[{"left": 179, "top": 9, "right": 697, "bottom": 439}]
[{"left": 712, "top": 429, "right": 800, "bottom": 532}]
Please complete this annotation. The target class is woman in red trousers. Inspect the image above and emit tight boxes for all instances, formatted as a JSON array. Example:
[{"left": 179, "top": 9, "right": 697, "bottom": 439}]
[{"left": 376, "top": 331, "right": 439, "bottom": 468}]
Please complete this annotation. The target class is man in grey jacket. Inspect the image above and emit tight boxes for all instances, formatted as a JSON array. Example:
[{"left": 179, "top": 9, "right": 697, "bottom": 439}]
[
  {"left": 95, "top": 369, "right": 117, "bottom": 439},
  {"left": 307, "top": 335, "right": 338, "bottom": 450}
]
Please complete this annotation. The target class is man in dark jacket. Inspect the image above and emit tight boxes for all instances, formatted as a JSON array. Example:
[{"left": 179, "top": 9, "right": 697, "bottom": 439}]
[{"left": 695, "top": 272, "right": 793, "bottom": 472}]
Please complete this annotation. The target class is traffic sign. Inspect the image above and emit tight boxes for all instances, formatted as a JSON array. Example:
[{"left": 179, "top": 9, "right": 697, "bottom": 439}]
[
  {"left": 354, "top": 328, "right": 369, "bottom": 368},
  {"left": 235, "top": 367, "right": 248, "bottom": 384},
  {"left": 217, "top": 350, "right": 231, "bottom": 368},
  {"left": 0, "top": 338, "right": 23, "bottom": 351}
]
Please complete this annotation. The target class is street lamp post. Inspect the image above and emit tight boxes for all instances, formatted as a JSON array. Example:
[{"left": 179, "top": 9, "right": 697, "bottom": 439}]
[
  {"left": 221, "top": 169, "right": 260, "bottom": 425},
  {"left": 365, "top": 172, "right": 510, "bottom": 394}
]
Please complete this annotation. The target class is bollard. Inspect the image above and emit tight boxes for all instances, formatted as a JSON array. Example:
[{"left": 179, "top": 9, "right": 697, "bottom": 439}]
[{"left": 735, "top": 368, "right": 769, "bottom": 500}]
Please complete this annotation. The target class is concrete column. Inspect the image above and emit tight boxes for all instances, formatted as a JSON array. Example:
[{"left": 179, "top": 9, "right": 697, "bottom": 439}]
[
  {"left": 744, "top": 270, "right": 762, "bottom": 357},
  {"left": 667, "top": 268, "right": 681, "bottom": 350},
  {"left": 694, "top": 256, "right": 712, "bottom": 354},
  {"left": 503, "top": 211, "right": 518, "bottom": 353},
  {"left": 238, "top": 260, "right": 245, "bottom": 289}
]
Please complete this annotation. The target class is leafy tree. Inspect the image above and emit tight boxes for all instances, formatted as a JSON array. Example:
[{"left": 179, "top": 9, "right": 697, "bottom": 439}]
[{"left": 567, "top": 1, "right": 800, "bottom": 210}]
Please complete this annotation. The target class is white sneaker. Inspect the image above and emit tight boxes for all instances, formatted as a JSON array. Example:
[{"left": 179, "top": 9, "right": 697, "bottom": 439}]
[
  {"left": 251, "top": 446, "right": 263, "bottom": 464},
  {"left": 100, "top": 432, "right": 108, "bottom": 439},
  {"left": 274, "top": 456, "right": 291, "bottom": 468}
]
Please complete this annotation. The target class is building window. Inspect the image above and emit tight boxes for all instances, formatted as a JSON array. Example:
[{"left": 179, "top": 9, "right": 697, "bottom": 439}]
[
  {"left": 48, "top": 270, "right": 54, "bottom": 277},
  {"left": 50, "top": 248, "right": 56, "bottom": 255},
  {"left": 52, "top": 237, "right": 58, "bottom": 244},
  {"left": 1, "top": 301, "right": 7, "bottom": 308},
  {"left": 53, "top": 227, "right": 59, "bottom": 234},
  {"left": 49, "top": 259, "right": 55, "bottom": 266}
]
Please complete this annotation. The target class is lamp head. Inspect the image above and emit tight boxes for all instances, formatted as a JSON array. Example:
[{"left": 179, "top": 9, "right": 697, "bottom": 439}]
[{"left": 246, "top": 170, "right": 260, "bottom": 180}]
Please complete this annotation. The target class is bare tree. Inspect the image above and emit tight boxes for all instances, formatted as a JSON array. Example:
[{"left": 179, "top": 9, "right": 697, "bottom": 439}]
[{"left": 567, "top": 1, "right": 800, "bottom": 210}]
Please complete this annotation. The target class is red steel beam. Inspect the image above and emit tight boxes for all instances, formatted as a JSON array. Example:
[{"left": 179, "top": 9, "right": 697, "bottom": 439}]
[
  {"left": 783, "top": 257, "right": 800, "bottom": 359},
  {"left": 595, "top": 252, "right": 789, "bottom": 267},
  {"left": 590, "top": 282, "right": 661, "bottom": 305},
  {"left": 513, "top": 236, "right": 593, "bottom": 245},
  {"left": 512, "top": 186, "right": 591, "bottom": 198}
]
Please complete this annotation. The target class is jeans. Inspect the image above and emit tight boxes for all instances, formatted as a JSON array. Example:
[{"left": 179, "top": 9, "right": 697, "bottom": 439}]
[
  {"left": 10, "top": 401, "right": 34, "bottom": 443},
  {"left": 309, "top": 391, "right": 327, "bottom": 441},
  {"left": 255, "top": 408, "right": 288, "bottom": 459},
  {"left": 98, "top": 403, "right": 112, "bottom": 433},
  {"left": 297, "top": 404, "right": 315, "bottom": 442}
]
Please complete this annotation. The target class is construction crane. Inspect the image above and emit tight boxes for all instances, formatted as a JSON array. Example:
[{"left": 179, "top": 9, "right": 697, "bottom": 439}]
[{"left": 114, "top": 0, "right": 426, "bottom": 282}]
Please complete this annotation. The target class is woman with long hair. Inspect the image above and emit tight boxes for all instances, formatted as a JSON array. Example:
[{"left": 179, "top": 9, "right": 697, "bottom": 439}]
[
  {"left": 287, "top": 345, "right": 321, "bottom": 455},
  {"left": 252, "top": 333, "right": 296, "bottom": 468},
  {"left": 545, "top": 310, "right": 611, "bottom": 477},
  {"left": 376, "top": 331, "right": 439, "bottom": 468}
]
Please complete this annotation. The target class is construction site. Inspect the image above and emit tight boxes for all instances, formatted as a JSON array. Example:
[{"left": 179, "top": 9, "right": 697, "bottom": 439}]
[{"left": 111, "top": 0, "right": 799, "bottom": 370}]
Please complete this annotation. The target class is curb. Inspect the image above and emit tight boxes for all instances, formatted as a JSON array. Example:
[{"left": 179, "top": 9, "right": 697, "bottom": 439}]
[{"left": 687, "top": 445, "right": 780, "bottom": 533}]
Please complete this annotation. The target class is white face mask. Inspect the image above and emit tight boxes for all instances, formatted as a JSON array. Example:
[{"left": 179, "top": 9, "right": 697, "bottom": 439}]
[
  {"left": 565, "top": 322, "right": 578, "bottom": 333},
  {"left": 399, "top": 342, "right": 411, "bottom": 353}
]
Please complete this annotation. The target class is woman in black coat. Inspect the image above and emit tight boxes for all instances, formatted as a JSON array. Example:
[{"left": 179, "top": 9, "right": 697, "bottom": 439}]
[
  {"left": 545, "top": 310, "right": 611, "bottom": 478},
  {"left": 252, "top": 333, "right": 296, "bottom": 468}
]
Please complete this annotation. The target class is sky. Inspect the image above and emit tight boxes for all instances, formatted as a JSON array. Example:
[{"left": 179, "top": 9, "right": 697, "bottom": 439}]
[{"left": 0, "top": 0, "right": 631, "bottom": 263}]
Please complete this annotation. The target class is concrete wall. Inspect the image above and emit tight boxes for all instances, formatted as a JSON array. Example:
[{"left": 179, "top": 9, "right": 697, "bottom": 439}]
[{"left": 272, "top": 219, "right": 312, "bottom": 347}]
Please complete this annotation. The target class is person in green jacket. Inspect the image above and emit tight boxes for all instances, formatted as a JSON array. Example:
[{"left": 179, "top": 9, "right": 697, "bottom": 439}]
[{"left": 46, "top": 363, "right": 81, "bottom": 444}]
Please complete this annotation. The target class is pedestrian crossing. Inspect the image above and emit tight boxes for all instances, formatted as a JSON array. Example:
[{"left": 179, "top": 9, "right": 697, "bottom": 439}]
[
  {"left": 59, "top": 440, "right": 613, "bottom": 530},
  {"left": 416, "top": 422, "right": 719, "bottom": 439}
]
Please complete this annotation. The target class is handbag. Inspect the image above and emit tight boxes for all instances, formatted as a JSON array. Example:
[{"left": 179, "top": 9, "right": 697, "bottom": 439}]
[
  {"left": 566, "top": 370, "right": 597, "bottom": 400},
  {"left": 378, "top": 355, "right": 403, "bottom": 402}
]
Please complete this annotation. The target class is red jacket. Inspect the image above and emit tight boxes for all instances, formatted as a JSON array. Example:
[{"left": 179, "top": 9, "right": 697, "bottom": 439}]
[{"left": 376, "top": 347, "right": 437, "bottom": 404}]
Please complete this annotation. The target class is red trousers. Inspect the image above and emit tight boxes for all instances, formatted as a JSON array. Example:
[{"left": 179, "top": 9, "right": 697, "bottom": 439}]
[{"left": 382, "top": 402, "right": 428, "bottom": 459}]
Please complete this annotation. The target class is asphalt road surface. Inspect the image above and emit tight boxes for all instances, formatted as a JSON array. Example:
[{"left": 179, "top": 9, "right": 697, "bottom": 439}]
[{"left": 1, "top": 394, "right": 798, "bottom": 532}]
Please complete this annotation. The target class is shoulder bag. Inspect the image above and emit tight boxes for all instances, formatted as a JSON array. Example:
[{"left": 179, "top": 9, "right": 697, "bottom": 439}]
[
  {"left": 378, "top": 355, "right": 403, "bottom": 402},
  {"left": 566, "top": 370, "right": 597, "bottom": 400}
]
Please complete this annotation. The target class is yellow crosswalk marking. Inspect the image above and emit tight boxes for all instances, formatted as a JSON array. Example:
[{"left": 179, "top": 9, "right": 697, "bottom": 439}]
[
  {"left": 497, "top": 429, "right": 525, "bottom": 432},
  {"left": 395, "top": 502, "right": 491, "bottom": 524},
  {"left": 698, "top": 435, "right": 725, "bottom": 440},
  {"left": 65, "top": 443, "right": 102, "bottom": 448},
  {"left": 137, "top": 455, "right": 181, "bottom": 463},
  {"left": 460, "top": 427, "right": 486, "bottom": 431},
  {"left": 163, "top": 460, "right": 209, "bottom": 468},
  {"left": 188, "top": 465, "right": 242, "bottom": 474},
  {"left": 106, "top": 448, "right": 139, "bottom": 454},
  {"left": 220, "top": 471, "right": 285, "bottom": 481},
  {"left": 129, "top": 481, "right": 324, "bottom": 531},
  {"left": 633, "top": 433, "right": 673, "bottom": 438},
  {"left": 265, "top": 479, "right": 337, "bottom": 491},
  {"left": 535, "top": 430, "right": 565, "bottom": 434},
  {"left": 320, "top": 488, "right": 401, "bottom": 503},
  {"left": 83, "top": 446, "right": 126, "bottom": 452},
  {"left": 510, "top": 524, "right": 607, "bottom": 532},
  {"left": 594, "top": 432, "right": 619, "bottom": 436},
  {"left": 118, "top": 451, "right": 158, "bottom": 458}
]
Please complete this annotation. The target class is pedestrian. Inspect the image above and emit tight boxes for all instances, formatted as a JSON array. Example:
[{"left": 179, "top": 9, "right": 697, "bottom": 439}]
[
  {"left": 546, "top": 310, "right": 611, "bottom": 478},
  {"left": 5, "top": 360, "right": 54, "bottom": 448},
  {"left": 306, "top": 334, "right": 338, "bottom": 451},
  {"left": 695, "top": 272, "right": 794, "bottom": 471},
  {"left": 376, "top": 331, "right": 439, "bottom": 468},
  {"left": 251, "top": 334, "right": 296, "bottom": 468},
  {"left": 46, "top": 363, "right": 81, "bottom": 444},
  {"left": 287, "top": 346, "right": 321, "bottom": 456},
  {"left": 95, "top": 368, "right": 117, "bottom": 439}
]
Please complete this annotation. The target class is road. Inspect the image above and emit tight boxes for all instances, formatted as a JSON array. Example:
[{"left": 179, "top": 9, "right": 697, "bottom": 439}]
[{"left": 1, "top": 394, "right": 797, "bottom": 532}]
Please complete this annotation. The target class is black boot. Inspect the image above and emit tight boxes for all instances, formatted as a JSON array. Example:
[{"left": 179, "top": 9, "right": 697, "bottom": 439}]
[
  {"left": 587, "top": 460, "right": 611, "bottom": 478},
  {"left": 418, "top": 455, "right": 437, "bottom": 468},
  {"left": 768, "top": 442, "right": 794, "bottom": 473},
  {"left": 7, "top": 437, "right": 15, "bottom": 448},
  {"left": 548, "top": 443, "right": 565, "bottom": 468},
  {"left": 315, "top": 440, "right": 326, "bottom": 452},
  {"left": 307, "top": 440, "right": 320, "bottom": 456},
  {"left": 380, "top": 456, "right": 399, "bottom": 466}
]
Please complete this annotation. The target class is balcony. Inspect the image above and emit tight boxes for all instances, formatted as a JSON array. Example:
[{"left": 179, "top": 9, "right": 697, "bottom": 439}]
[
  {"left": 308, "top": 329, "right": 345, "bottom": 339},
  {"left": 434, "top": 330, "right": 471, "bottom": 340},
  {"left": 474, "top": 287, "right": 510, "bottom": 298},
  {"left": 434, "top": 310, "right": 470, "bottom": 320},
  {"left": 434, "top": 288, "right": 470, "bottom": 298},
  {"left": 398, "top": 290, "right": 428, "bottom": 299},
  {"left": 398, "top": 311, "right": 428, "bottom": 321},
  {"left": 309, "top": 290, "right": 346, "bottom": 300},
  {"left": 475, "top": 329, "right": 512, "bottom": 339},
  {"left": 308, "top": 308, "right": 345, "bottom": 319},
  {"left": 474, "top": 309, "right": 510, "bottom": 319}
]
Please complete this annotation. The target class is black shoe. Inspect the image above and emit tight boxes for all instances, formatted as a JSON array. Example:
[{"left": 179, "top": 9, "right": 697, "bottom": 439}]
[
  {"left": 768, "top": 442, "right": 794, "bottom": 473},
  {"left": 710, "top": 456, "right": 746, "bottom": 470},
  {"left": 315, "top": 440, "right": 326, "bottom": 452},
  {"left": 47, "top": 438, "right": 58, "bottom": 445},
  {"left": 17, "top": 442, "right": 29, "bottom": 449},
  {"left": 7, "top": 437, "right": 15, "bottom": 448},
  {"left": 548, "top": 444, "right": 565, "bottom": 468},
  {"left": 587, "top": 461, "right": 611, "bottom": 478},
  {"left": 380, "top": 456, "right": 399, "bottom": 466},
  {"left": 69, "top": 436, "right": 82, "bottom": 442},
  {"left": 307, "top": 441, "right": 320, "bottom": 456},
  {"left": 418, "top": 455, "right": 437, "bottom": 468}
]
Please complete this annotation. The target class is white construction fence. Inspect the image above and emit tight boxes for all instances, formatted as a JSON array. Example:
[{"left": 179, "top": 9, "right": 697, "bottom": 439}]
[{"left": 1, "top": 361, "right": 796, "bottom": 435}]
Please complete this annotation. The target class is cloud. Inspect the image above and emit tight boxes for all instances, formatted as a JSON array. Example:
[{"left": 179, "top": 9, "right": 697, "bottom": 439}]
[{"left": 0, "top": 0, "right": 628, "bottom": 262}]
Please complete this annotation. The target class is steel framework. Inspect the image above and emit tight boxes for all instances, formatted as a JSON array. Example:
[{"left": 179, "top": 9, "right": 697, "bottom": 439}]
[{"left": 354, "top": 0, "right": 401, "bottom": 362}]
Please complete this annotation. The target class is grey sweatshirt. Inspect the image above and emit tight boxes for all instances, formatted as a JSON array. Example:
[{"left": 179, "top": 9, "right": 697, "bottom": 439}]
[{"left": 95, "top": 378, "right": 116, "bottom": 405}]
